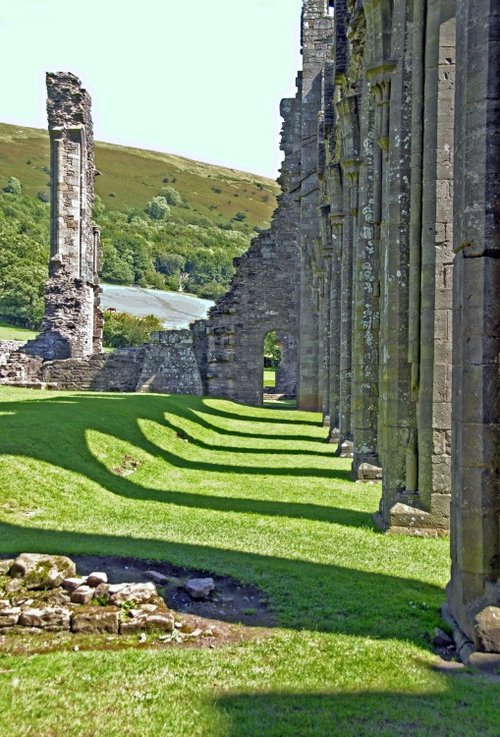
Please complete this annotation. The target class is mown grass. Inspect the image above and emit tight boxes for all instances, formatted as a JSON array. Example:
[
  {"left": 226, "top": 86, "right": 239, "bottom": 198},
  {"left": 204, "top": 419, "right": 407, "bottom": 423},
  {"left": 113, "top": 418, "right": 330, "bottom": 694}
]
[
  {"left": 0, "top": 122, "right": 278, "bottom": 227},
  {"left": 0, "top": 387, "right": 498, "bottom": 737},
  {"left": 0, "top": 321, "right": 38, "bottom": 341},
  {"left": 263, "top": 368, "right": 276, "bottom": 388}
]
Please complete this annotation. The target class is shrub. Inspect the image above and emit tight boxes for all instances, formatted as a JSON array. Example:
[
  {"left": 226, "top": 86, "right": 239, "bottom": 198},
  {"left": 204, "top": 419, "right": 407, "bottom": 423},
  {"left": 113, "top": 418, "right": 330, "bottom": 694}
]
[
  {"left": 144, "top": 196, "right": 171, "bottom": 221},
  {"left": 3, "top": 176, "right": 22, "bottom": 195},
  {"left": 102, "top": 311, "right": 164, "bottom": 348},
  {"left": 158, "top": 186, "right": 182, "bottom": 206}
]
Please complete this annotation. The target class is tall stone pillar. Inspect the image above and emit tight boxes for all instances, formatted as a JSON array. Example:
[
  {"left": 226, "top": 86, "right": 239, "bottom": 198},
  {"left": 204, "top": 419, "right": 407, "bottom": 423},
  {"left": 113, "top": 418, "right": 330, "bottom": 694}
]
[
  {"left": 376, "top": 0, "right": 415, "bottom": 525},
  {"left": 351, "top": 88, "right": 381, "bottom": 475},
  {"left": 447, "top": 0, "right": 500, "bottom": 655},
  {"left": 415, "top": 2, "right": 455, "bottom": 531},
  {"left": 24, "top": 72, "right": 102, "bottom": 360},
  {"left": 297, "top": 0, "right": 334, "bottom": 411}
]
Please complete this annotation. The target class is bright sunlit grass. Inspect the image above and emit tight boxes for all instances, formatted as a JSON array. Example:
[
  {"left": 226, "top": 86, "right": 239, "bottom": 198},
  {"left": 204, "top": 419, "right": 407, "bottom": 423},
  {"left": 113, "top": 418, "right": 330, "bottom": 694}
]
[{"left": 0, "top": 387, "right": 498, "bottom": 737}]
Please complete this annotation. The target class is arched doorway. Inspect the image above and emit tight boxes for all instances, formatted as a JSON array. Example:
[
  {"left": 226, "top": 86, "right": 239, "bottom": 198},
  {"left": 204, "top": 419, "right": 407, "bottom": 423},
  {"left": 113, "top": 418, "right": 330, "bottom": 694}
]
[{"left": 262, "top": 330, "right": 297, "bottom": 406}]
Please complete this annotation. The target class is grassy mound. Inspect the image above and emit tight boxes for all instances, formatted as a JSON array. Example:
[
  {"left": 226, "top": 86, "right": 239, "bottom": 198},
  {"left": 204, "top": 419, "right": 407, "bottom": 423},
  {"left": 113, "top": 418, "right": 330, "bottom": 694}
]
[{"left": 0, "top": 388, "right": 498, "bottom": 736}]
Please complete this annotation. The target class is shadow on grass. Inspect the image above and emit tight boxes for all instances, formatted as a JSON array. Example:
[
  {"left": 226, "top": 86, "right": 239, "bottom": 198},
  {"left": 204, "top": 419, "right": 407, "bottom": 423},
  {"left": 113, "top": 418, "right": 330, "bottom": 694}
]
[
  {"left": 197, "top": 399, "right": 318, "bottom": 426},
  {"left": 215, "top": 689, "right": 500, "bottom": 737},
  {"left": 0, "top": 523, "right": 443, "bottom": 643},
  {"left": 0, "top": 393, "right": 357, "bottom": 525}
]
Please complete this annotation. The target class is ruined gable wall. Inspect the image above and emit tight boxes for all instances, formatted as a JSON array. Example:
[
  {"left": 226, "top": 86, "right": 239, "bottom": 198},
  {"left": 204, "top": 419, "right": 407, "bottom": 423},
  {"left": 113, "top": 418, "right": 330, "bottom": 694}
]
[{"left": 203, "top": 96, "right": 301, "bottom": 406}]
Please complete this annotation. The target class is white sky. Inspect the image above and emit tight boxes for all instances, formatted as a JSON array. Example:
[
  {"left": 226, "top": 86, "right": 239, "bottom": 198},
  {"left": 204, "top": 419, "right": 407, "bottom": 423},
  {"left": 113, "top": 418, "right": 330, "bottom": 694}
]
[{"left": 0, "top": 0, "right": 303, "bottom": 178}]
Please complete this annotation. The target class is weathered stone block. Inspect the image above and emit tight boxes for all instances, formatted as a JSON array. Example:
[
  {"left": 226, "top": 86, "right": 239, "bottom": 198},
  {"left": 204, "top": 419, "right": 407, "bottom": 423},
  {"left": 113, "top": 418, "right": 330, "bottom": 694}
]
[{"left": 71, "top": 607, "right": 120, "bottom": 634}]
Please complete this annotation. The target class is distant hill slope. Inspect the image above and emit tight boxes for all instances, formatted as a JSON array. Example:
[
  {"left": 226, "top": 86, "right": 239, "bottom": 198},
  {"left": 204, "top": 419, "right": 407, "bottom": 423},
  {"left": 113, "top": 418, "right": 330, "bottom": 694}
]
[
  {"left": 0, "top": 122, "right": 279, "bottom": 327},
  {"left": 0, "top": 122, "right": 278, "bottom": 227}
]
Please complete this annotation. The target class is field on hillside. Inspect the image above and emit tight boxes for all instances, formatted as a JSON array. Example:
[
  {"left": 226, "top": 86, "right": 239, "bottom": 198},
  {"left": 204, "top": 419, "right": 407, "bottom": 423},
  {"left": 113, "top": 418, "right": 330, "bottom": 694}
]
[
  {"left": 0, "top": 122, "right": 278, "bottom": 226},
  {"left": 0, "top": 387, "right": 498, "bottom": 737},
  {"left": 0, "top": 122, "right": 280, "bottom": 325}
]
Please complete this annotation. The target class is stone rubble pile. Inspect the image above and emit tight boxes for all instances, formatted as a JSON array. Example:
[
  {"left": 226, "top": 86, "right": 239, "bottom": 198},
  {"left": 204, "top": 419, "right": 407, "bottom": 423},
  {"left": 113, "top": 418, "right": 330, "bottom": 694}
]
[{"left": 0, "top": 554, "right": 175, "bottom": 635}]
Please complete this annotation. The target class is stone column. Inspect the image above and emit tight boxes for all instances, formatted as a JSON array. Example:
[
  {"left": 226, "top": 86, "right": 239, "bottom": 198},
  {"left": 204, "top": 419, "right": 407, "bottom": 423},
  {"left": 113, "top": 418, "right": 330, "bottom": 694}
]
[
  {"left": 328, "top": 210, "right": 343, "bottom": 438},
  {"left": 23, "top": 72, "right": 102, "bottom": 361},
  {"left": 338, "top": 155, "right": 360, "bottom": 453},
  {"left": 375, "top": 1, "right": 416, "bottom": 528},
  {"left": 351, "top": 85, "right": 381, "bottom": 477},
  {"left": 447, "top": 0, "right": 500, "bottom": 655},
  {"left": 415, "top": 2, "right": 455, "bottom": 531},
  {"left": 297, "top": 1, "right": 334, "bottom": 411}
]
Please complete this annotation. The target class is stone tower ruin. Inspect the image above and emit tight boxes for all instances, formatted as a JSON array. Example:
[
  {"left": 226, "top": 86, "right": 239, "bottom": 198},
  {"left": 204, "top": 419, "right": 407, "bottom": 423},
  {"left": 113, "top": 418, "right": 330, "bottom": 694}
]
[{"left": 25, "top": 72, "right": 102, "bottom": 360}]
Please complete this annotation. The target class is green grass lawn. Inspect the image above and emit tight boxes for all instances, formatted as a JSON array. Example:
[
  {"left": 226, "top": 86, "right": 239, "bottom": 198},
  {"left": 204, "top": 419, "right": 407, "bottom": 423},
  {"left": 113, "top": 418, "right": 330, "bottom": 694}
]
[
  {"left": 263, "top": 368, "right": 276, "bottom": 388},
  {"left": 0, "top": 387, "right": 498, "bottom": 736},
  {"left": 0, "top": 321, "right": 38, "bottom": 341}
]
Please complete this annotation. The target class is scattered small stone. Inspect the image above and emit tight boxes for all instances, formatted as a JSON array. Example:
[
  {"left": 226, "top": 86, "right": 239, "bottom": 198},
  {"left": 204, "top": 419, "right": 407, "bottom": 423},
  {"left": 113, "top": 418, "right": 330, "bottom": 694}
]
[
  {"left": 108, "top": 582, "right": 157, "bottom": 605},
  {"left": 475, "top": 606, "right": 500, "bottom": 653},
  {"left": 62, "top": 577, "right": 88, "bottom": 591},
  {"left": 145, "top": 570, "right": 169, "bottom": 585},
  {"left": 340, "top": 440, "right": 354, "bottom": 458},
  {"left": 185, "top": 578, "right": 215, "bottom": 600},
  {"left": 73, "top": 644, "right": 79, "bottom": 652},
  {"left": 70, "top": 586, "right": 95, "bottom": 605},
  {"left": 358, "top": 462, "right": 383, "bottom": 481},
  {"left": 86, "top": 572, "right": 108, "bottom": 587}
]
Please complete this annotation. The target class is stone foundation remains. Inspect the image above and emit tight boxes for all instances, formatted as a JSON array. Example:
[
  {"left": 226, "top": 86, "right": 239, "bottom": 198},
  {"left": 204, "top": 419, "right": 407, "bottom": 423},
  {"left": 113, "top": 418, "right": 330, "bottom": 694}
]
[{"left": 0, "top": 554, "right": 174, "bottom": 635}]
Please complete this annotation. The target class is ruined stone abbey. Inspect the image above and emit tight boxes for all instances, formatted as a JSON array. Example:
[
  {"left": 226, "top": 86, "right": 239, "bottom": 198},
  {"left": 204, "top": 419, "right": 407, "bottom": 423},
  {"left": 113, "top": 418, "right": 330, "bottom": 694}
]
[{"left": 0, "top": 0, "right": 498, "bottom": 658}]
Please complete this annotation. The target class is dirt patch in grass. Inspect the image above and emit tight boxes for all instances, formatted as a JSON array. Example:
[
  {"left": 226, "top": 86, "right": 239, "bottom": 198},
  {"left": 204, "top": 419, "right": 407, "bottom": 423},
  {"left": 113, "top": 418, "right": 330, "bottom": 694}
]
[{"left": 0, "top": 554, "right": 277, "bottom": 656}]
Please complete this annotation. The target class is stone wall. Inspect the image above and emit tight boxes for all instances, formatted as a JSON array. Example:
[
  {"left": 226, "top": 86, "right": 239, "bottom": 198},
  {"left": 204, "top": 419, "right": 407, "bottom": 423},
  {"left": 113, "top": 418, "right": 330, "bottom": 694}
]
[
  {"left": 280, "top": 0, "right": 499, "bottom": 655},
  {"left": 0, "top": 341, "right": 26, "bottom": 366},
  {"left": 203, "top": 96, "right": 301, "bottom": 406},
  {"left": 282, "top": 0, "right": 454, "bottom": 535},
  {"left": 41, "top": 330, "right": 204, "bottom": 395}
]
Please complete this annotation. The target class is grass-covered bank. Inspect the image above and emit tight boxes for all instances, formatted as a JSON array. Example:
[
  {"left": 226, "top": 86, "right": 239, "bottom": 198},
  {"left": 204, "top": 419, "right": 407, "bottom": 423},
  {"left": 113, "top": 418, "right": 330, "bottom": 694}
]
[{"left": 0, "top": 387, "right": 498, "bottom": 736}]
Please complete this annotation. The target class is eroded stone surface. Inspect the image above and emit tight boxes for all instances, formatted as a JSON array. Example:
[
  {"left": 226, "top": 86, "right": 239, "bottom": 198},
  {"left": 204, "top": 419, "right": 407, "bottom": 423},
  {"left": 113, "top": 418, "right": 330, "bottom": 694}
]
[
  {"left": 71, "top": 607, "right": 119, "bottom": 635},
  {"left": 10, "top": 554, "right": 76, "bottom": 590}
]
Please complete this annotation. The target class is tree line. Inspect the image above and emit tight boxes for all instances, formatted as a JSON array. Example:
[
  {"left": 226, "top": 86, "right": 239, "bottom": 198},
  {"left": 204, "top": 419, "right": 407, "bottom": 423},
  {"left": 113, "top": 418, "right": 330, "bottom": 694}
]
[{"left": 0, "top": 180, "right": 254, "bottom": 328}]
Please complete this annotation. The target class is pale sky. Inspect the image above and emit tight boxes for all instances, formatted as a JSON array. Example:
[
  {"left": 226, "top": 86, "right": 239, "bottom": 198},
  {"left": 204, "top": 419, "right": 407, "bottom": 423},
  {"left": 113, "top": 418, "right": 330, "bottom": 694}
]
[{"left": 0, "top": 0, "right": 303, "bottom": 178}]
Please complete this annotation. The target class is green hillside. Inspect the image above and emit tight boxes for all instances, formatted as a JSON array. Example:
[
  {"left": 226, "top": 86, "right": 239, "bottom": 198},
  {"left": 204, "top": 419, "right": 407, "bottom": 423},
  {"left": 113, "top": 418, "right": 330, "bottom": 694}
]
[
  {"left": 0, "top": 122, "right": 279, "bottom": 326},
  {"left": 0, "top": 122, "right": 278, "bottom": 227}
]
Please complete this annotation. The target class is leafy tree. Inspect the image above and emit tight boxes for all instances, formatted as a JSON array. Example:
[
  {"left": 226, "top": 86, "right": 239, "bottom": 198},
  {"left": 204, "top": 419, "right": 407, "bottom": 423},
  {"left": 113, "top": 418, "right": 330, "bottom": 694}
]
[
  {"left": 144, "top": 196, "right": 171, "bottom": 221},
  {"left": 155, "top": 252, "right": 185, "bottom": 276},
  {"left": 264, "top": 330, "right": 281, "bottom": 367},
  {"left": 102, "top": 311, "right": 163, "bottom": 348}
]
